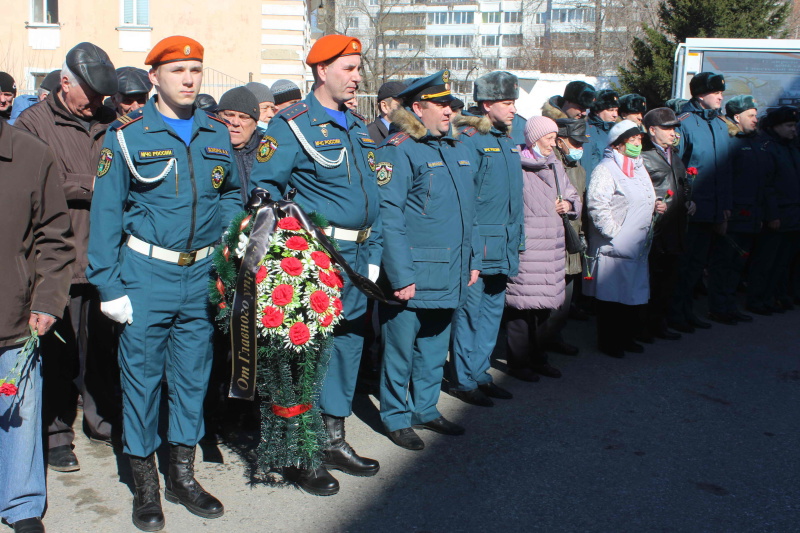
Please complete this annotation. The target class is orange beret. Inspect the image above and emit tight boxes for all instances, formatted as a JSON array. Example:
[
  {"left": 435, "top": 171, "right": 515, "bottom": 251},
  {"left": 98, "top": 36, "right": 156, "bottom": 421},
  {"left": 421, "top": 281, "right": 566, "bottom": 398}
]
[
  {"left": 145, "top": 36, "right": 204, "bottom": 66},
  {"left": 305, "top": 35, "right": 361, "bottom": 66}
]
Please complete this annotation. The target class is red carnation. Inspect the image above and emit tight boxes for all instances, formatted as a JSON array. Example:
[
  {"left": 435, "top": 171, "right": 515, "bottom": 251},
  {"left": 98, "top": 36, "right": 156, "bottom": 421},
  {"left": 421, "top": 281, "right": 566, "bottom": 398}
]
[
  {"left": 261, "top": 307, "right": 285, "bottom": 328},
  {"left": 0, "top": 383, "right": 18, "bottom": 396},
  {"left": 311, "top": 251, "right": 332, "bottom": 269},
  {"left": 286, "top": 236, "right": 309, "bottom": 251},
  {"left": 331, "top": 270, "right": 344, "bottom": 288},
  {"left": 740, "top": 209, "right": 752, "bottom": 217},
  {"left": 583, "top": 276, "right": 594, "bottom": 281},
  {"left": 319, "top": 314, "right": 334, "bottom": 327},
  {"left": 256, "top": 265, "right": 268, "bottom": 284},
  {"left": 278, "top": 217, "right": 302, "bottom": 231},
  {"left": 332, "top": 297, "right": 343, "bottom": 317},
  {"left": 272, "top": 284, "right": 294, "bottom": 306},
  {"left": 319, "top": 270, "right": 337, "bottom": 288},
  {"left": 280, "top": 257, "right": 304, "bottom": 276},
  {"left": 686, "top": 167, "right": 698, "bottom": 176},
  {"left": 289, "top": 322, "right": 311, "bottom": 345},
  {"left": 310, "top": 290, "right": 330, "bottom": 313},
  {"left": 666, "top": 189, "right": 674, "bottom": 198},
  {"left": 742, "top": 252, "right": 751, "bottom": 259}
]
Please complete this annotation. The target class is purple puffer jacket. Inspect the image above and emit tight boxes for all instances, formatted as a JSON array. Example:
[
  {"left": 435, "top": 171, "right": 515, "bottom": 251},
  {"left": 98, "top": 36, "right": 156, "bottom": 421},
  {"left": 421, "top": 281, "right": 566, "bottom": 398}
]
[{"left": 505, "top": 150, "right": 581, "bottom": 310}]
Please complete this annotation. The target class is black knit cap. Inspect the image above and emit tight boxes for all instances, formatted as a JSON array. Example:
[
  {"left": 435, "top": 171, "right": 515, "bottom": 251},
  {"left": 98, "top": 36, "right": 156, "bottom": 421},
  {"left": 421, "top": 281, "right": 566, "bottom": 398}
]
[
  {"left": 40, "top": 70, "right": 61, "bottom": 92},
  {"left": 217, "top": 86, "right": 260, "bottom": 121},
  {"left": 592, "top": 89, "right": 619, "bottom": 113},
  {"left": 0, "top": 72, "right": 16, "bottom": 94}
]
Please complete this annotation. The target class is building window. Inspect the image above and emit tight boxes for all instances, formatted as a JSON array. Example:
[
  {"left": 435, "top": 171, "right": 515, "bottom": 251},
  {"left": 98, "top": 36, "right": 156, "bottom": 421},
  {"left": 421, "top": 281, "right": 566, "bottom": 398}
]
[
  {"left": 504, "top": 11, "right": 522, "bottom": 23},
  {"left": 502, "top": 34, "right": 523, "bottom": 47},
  {"left": 121, "top": 0, "right": 148, "bottom": 26},
  {"left": 31, "top": 0, "right": 59, "bottom": 24},
  {"left": 345, "top": 0, "right": 357, "bottom": 5},
  {"left": 428, "top": 11, "right": 475, "bottom": 24},
  {"left": 347, "top": 16, "right": 359, "bottom": 28},
  {"left": 369, "top": 0, "right": 378, "bottom": 5},
  {"left": 426, "top": 35, "right": 474, "bottom": 48},
  {"left": 482, "top": 12, "right": 501, "bottom": 24},
  {"left": 481, "top": 35, "right": 499, "bottom": 47},
  {"left": 550, "top": 8, "right": 596, "bottom": 24},
  {"left": 535, "top": 12, "right": 547, "bottom": 24}
]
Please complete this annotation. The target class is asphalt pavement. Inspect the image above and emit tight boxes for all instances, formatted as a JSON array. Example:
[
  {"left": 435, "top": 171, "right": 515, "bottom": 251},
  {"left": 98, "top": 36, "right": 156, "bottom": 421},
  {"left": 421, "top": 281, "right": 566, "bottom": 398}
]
[{"left": 42, "top": 303, "right": 800, "bottom": 533}]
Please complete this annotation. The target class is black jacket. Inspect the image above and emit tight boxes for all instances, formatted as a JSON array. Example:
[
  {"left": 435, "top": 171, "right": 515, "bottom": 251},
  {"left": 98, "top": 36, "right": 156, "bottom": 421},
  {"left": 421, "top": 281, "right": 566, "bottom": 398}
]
[
  {"left": 367, "top": 118, "right": 389, "bottom": 144},
  {"left": 641, "top": 137, "right": 691, "bottom": 255}
]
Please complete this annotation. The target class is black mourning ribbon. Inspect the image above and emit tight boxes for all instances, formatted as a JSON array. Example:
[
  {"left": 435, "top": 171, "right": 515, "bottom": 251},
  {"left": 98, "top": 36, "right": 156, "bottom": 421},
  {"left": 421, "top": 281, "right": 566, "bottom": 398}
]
[{"left": 228, "top": 188, "right": 390, "bottom": 401}]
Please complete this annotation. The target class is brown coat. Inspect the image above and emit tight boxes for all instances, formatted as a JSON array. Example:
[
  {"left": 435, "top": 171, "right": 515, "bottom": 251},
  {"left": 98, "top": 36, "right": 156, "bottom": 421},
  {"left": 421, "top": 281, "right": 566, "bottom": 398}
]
[
  {"left": 0, "top": 120, "right": 75, "bottom": 347},
  {"left": 14, "top": 90, "right": 114, "bottom": 284}
]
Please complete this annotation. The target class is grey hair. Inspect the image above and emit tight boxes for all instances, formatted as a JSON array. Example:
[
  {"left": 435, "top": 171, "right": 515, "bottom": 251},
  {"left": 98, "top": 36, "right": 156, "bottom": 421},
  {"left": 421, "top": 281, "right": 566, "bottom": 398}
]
[{"left": 61, "top": 62, "right": 80, "bottom": 87}]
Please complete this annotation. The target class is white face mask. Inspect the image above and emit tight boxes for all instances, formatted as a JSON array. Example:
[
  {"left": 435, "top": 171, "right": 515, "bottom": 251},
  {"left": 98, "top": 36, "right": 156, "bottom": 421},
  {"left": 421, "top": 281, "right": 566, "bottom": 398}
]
[
  {"left": 257, "top": 120, "right": 269, "bottom": 130},
  {"left": 532, "top": 144, "right": 544, "bottom": 157}
]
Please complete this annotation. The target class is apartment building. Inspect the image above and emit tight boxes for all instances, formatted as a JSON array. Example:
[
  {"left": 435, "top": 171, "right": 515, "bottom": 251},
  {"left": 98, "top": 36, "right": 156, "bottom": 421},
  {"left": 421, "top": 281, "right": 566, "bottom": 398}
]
[{"left": 1, "top": 0, "right": 316, "bottom": 97}]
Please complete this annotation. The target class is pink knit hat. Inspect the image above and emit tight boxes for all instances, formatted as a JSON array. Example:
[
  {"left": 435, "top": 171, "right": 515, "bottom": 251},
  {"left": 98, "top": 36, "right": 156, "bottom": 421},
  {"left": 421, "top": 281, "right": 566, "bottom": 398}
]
[{"left": 524, "top": 116, "right": 558, "bottom": 147}]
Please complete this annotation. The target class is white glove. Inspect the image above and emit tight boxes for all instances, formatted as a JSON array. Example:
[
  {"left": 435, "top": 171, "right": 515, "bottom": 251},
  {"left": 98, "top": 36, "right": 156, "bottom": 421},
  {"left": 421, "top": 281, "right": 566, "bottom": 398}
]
[
  {"left": 234, "top": 232, "right": 248, "bottom": 258},
  {"left": 101, "top": 295, "right": 133, "bottom": 325},
  {"left": 368, "top": 264, "right": 380, "bottom": 283}
]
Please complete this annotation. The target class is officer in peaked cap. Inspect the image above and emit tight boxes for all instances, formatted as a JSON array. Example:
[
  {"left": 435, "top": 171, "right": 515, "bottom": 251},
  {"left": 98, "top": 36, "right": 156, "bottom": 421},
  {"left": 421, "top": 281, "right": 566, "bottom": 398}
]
[
  {"left": 248, "top": 33, "right": 382, "bottom": 497},
  {"left": 111, "top": 67, "right": 152, "bottom": 118},
  {"left": 448, "top": 70, "right": 522, "bottom": 406},
  {"left": 376, "top": 69, "right": 480, "bottom": 450},
  {"left": 87, "top": 35, "right": 239, "bottom": 530}
]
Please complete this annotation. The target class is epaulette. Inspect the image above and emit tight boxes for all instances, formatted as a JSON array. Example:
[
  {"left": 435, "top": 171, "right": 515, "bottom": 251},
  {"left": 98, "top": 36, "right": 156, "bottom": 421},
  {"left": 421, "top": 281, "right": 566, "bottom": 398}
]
[
  {"left": 350, "top": 110, "right": 367, "bottom": 123},
  {"left": 278, "top": 102, "right": 309, "bottom": 121},
  {"left": 110, "top": 109, "right": 143, "bottom": 130},
  {"left": 386, "top": 132, "right": 410, "bottom": 146},
  {"left": 461, "top": 126, "right": 478, "bottom": 137},
  {"left": 205, "top": 110, "right": 228, "bottom": 126},
  {"left": 677, "top": 112, "right": 690, "bottom": 121}
]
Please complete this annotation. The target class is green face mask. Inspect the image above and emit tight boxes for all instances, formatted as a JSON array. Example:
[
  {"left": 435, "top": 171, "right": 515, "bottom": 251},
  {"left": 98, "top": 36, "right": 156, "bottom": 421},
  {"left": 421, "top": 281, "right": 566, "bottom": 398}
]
[{"left": 625, "top": 142, "right": 642, "bottom": 158}]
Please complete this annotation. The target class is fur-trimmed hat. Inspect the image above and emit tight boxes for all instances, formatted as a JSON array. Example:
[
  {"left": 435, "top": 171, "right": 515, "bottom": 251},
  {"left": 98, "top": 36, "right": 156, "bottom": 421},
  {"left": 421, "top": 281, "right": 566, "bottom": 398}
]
[
  {"left": 725, "top": 95, "right": 756, "bottom": 119},
  {"left": 592, "top": 89, "right": 619, "bottom": 113},
  {"left": 563, "top": 81, "right": 595, "bottom": 109},
  {"left": 762, "top": 106, "right": 799, "bottom": 129},
  {"left": 474, "top": 71, "right": 518, "bottom": 102},
  {"left": 664, "top": 98, "right": 688, "bottom": 114},
  {"left": 619, "top": 94, "right": 646, "bottom": 115},
  {"left": 690, "top": 72, "right": 725, "bottom": 97}
]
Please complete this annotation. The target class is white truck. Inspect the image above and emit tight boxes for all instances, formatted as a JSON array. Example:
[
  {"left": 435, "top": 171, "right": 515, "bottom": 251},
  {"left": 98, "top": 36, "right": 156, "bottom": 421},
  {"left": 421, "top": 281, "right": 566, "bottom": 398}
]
[{"left": 672, "top": 38, "right": 800, "bottom": 109}]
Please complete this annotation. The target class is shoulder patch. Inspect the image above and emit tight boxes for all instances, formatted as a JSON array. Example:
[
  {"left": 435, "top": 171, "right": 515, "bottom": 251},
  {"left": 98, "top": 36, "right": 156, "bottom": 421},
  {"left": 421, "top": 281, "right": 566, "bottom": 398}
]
[
  {"left": 97, "top": 148, "right": 113, "bottom": 177},
  {"left": 278, "top": 102, "right": 309, "bottom": 121},
  {"left": 386, "top": 132, "right": 410, "bottom": 146},
  {"left": 376, "top": 162, "right": 393, "bottom": 186},
  {"left": 677, "top": 113, "right": 690, "bottom": 121},
  {"left": 110, "top": 110, "right": 143, "bottom": 131},
  {"left": 205, "top": 111, "right": 228, "bottom": 126},
  {"left": 461, "top": 126, "right": 478, "bottom": 137},
  {"left": 350, "top": 110, "right": 367, "bottom": 123},
  {"left": 257, "top": 134, "right": 279, "bottom": 163}
]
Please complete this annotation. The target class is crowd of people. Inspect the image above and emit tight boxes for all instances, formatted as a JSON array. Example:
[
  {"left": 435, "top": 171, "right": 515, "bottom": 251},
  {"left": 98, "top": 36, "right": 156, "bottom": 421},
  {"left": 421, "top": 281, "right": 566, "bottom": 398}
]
[{"left": 0, "top": 32, "right": 798, "bottom": 533}]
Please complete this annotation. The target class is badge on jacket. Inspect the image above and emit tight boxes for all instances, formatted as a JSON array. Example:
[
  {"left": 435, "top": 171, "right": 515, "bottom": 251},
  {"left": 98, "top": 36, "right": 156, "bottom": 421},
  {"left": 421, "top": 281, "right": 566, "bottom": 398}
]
[
  {"left": 376, "top": 162, "right": 393, "bottom": 186},
  {"left": 211, "top": 165, "right": 225, "bottom": 189},
  {"left": 257, "top": 135, "right": 278, "bottom": 163},
  {"left": 97, "top": 148, "right": 113, "bottom": 178},
  {"left": 367, "top": 151, "right": 376, "bottom": 172}
]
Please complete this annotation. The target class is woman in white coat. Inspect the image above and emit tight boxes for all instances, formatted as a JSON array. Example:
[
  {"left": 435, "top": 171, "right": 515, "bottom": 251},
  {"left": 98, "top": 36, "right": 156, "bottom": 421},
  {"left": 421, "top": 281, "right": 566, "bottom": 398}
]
[{"left": 584, "top": 120, "right": 667, "bottom": 358}]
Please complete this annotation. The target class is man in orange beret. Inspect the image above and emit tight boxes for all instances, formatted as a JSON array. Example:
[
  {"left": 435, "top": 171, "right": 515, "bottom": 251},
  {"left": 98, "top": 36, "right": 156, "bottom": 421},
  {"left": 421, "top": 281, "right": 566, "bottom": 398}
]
[
  {"left": 249, "top": 34, "right": 382, "bottom": 496},
  {"left": 87, "top": 35, "right": 240, "bottom": 531}
]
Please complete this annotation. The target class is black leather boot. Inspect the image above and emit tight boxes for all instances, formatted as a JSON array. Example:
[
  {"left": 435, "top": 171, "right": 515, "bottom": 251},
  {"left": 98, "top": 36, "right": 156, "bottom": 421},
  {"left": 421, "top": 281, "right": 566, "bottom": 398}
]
[
  {"left": 294, "top": 465, "right": 340, "bottom": 496},
  {"left": 164, "top": 445, "right": 224, "bottom": 519},
  {"left": 129, "top": 454, "right": 165, "bottom": 532},
  {"left": 322, "top": 414, "right": 380, "bottom": 477}
]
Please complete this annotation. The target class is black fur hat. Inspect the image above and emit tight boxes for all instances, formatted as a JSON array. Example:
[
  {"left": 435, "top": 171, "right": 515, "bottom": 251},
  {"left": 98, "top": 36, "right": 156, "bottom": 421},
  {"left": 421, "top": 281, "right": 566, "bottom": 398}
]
[
  {"left": 474, "top": 71, "right": 519, "bottom": 102},
  {"left": 762, "top": 106, "right": 799, "bottom": 129},
  {"left": 689, "top": 72, "right": 725, "bottom": 97},
  {"left": 592, "top": 89, "right": 619, "bottom": 113},
  {"left": 563, "top": 80, "right": 595, "bottom": 109},
  {"left": 619, "top": 94, "right": 646, "bottom": 115}
]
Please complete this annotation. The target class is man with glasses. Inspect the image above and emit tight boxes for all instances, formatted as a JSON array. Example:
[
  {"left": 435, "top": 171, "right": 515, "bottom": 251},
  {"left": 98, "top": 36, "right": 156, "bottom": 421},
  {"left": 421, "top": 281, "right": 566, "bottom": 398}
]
[{"left": 217, "top": 86, "right": 262, "bottom": 203}]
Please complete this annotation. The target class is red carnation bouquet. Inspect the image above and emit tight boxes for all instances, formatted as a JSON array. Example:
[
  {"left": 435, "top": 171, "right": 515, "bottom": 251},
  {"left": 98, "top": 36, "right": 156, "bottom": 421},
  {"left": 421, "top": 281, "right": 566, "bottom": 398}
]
[
  {"left": 255, "top": 216, "right": 343, "bottom": 351},
  {"left": 1, "top": 327, "right": 41, "bottom": 397}
]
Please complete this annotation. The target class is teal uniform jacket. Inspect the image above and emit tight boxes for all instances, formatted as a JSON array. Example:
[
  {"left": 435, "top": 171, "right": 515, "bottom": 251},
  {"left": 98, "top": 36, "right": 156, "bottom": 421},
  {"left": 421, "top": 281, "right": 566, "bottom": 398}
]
[
  {"left": 455, "top": 112, "right": 524, "bottom": 277},
  {"left": 376, "top": 108, "right": 481, "bottom": 309},
  {"left": 581, "top": 113, "right": 614, "bottom": 182},
  {"left": 676, "top": 100, "right": 733, "bottom": 224},
  {"left": 728, "top": 132, "right": 777, "bottom": 234},
  {"left": 86, "top": 98, "right": 241, "bottom": 300}
]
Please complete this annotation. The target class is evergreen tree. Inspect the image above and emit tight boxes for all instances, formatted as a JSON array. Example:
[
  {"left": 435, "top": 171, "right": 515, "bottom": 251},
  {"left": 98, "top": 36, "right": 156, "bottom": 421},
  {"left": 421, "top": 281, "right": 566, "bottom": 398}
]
[{"left": 618, "top": 0, "right": 790, "bottom": 107}]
